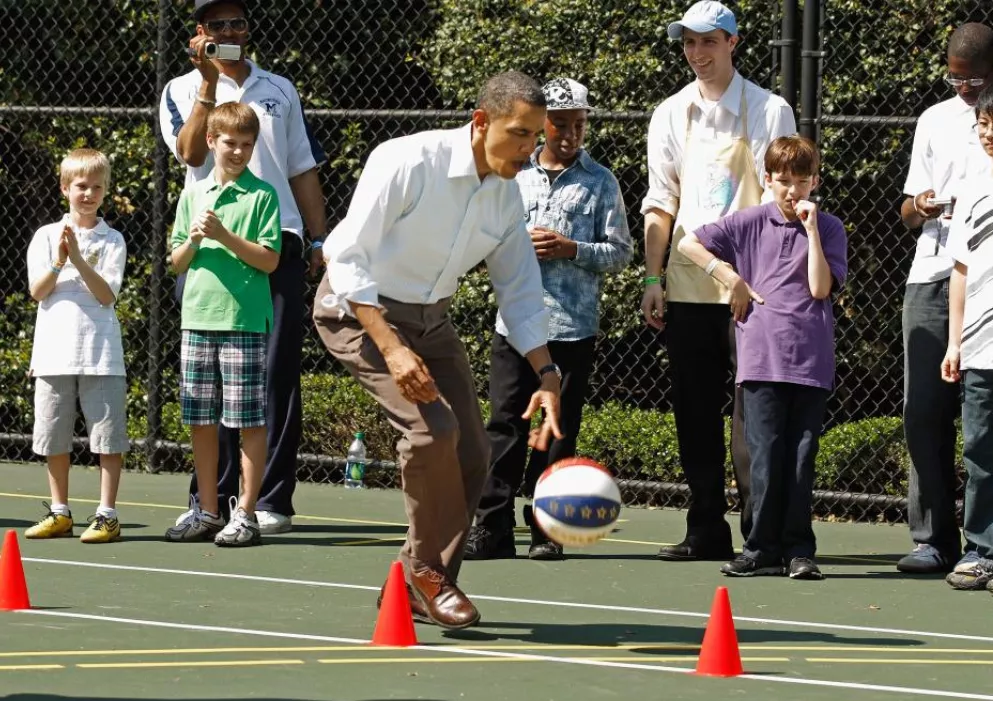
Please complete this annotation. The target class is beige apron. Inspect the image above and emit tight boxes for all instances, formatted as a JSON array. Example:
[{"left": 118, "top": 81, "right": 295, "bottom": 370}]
[{"left": 666, "top": 83, "right": 763, "bottom": 304}]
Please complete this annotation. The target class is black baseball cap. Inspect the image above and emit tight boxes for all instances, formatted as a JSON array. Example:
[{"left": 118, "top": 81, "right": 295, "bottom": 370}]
[{"left": 193, "top": 0, "right": 247, "bottom": 21}]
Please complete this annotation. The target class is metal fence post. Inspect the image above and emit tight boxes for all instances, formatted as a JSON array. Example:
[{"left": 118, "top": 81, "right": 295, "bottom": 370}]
[
  {"left": 146, "top": 0, "right": 172, "bottom": 472},
  {"left": 799, "top": 0, "right": 823, "bottom": 142}
]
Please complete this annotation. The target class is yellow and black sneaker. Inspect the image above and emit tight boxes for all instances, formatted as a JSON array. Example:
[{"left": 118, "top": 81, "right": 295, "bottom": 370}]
[
  {"left": 25, "top": 502, "right": 74, "bottom": 539},
  {"left": 80, "top": 514, "right": 121, "bottom": 544}
]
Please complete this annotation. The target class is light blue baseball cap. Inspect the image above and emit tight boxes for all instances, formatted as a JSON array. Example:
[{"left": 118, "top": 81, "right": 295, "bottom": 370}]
[{"left": 667, "top": 1, "right": 738, "bottom": 39}]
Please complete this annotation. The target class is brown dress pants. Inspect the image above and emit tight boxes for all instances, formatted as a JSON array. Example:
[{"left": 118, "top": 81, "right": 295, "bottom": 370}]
[{"left": 313, "top": 275, "right": 490, "bottom": 581}]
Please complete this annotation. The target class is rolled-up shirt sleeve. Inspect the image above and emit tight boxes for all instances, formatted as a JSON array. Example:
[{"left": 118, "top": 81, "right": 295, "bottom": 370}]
[
  {"left": 640, "top": 101, "right": 681, "bottom": 217},
  {"left": 322, "top": 145, "right": 410, "bottom": 314},
  {"left": 487, "top": 204, "right": 549, "bottom": 355}
]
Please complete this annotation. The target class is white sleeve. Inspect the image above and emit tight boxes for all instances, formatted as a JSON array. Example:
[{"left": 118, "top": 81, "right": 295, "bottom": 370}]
[
  {"left": 285, "top": 82, "right": 325, "bottom": 177},
  {"left": 640, "top": 102, "right": 681, "bottom": 217},
  {"left": 159, "top": 80, "right": 191, "bottom": 163},
  {"left": 904, "top": 112, "right": 933, "bottom": 197},
  {"left": 99, "top": 232, "right": 128, "bottom": 299},
  {"left": 322, "top": 144, "right": 410, "bottom": 311},
  {"left": 756, "top": 99, "right": 798, "bottom": 182},
  {"left": 485, "top": 201, "right": 549, "bottom": 355},
  {"left": 26, "top": 226, "right": 53, "bottom": 288},
  {"left": 946, "top": 187, "right": 978, "bottom": 266}
]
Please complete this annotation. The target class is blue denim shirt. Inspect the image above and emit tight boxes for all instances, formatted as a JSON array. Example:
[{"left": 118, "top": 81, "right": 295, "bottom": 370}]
[{"left": 496, "top": 147, "right": 633, "bottom": 341}]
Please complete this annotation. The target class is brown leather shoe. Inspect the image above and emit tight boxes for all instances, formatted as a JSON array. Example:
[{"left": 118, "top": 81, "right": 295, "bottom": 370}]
[
  {"left": 376, "top": 582, "right": 432, "bottom": 625},
  {"left": 408, "top": 567, "right": 480, "bottom": 630}
]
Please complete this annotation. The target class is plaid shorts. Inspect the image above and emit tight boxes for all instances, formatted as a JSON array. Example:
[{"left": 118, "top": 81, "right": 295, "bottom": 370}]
[{"left": 180, "top": 330, "right": 267, "bottom": 428}]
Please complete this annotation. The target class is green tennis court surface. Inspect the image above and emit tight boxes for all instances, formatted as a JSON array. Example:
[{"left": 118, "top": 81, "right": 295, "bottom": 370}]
[{"left": 1, "top": 461, "right": 991, "bottom": 701}]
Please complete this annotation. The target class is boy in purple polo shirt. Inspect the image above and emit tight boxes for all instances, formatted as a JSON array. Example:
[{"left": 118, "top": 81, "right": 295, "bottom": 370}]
[{"left": 678, "top": 135, "right": 848, "bottom": 580}]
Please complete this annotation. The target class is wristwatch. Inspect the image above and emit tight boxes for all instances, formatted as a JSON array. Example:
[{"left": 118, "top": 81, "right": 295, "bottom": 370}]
[
  {"left": 538, "top": 363, "right": 562, "bottom": 381},
  {"left": 309, "top": 239, "right": 325, "bottom": 252}
]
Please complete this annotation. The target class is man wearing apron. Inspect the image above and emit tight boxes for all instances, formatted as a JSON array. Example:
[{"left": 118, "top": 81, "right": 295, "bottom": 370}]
[{"left": 640, "top": 0, "right": 797, "bottom": 561}]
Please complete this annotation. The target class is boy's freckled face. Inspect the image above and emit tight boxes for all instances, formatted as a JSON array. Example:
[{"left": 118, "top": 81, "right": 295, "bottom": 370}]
[
  {"left": 207, "top": 130, "right": 256, "bottom": 177},
  {"left": 61, "top": 174, "right": 107, "bottom": 216}
]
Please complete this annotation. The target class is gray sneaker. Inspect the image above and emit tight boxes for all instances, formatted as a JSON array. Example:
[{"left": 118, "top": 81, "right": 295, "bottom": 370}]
[
  {"left": 214, "top": 507, "right": 261, "bottom": 547},
  {"left": 164, "top": 506, "right": 224, "bottom": 542},
  {"left": 947, "top": 557, "right": 993, "bottom": 590}
]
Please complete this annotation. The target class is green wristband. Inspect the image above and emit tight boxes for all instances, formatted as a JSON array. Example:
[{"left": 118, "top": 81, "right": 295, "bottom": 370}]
[
  {"left": 643, "top": 275, "right": 662, "bottom": 287},
  {"left": 189, "top": 239, "right": 201, "bottom": 251}
]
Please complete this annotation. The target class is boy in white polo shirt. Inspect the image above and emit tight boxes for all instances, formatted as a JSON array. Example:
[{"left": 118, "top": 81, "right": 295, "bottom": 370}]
[
  {"left": 25, "top": 148, "right": 129, "bottom": 544},
  {"left": 897, "top": 22, "right": 993, "bottom": 574}
]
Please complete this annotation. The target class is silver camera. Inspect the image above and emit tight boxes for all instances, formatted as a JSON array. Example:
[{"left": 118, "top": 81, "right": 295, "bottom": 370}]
[{"left": 185, "top": 42, "right": 241, "bottom": 61}]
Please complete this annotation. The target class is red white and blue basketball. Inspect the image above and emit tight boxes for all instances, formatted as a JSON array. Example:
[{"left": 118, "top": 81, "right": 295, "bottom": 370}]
[{"left": 532, "top": 457, "right": 621, "bottom": 547}]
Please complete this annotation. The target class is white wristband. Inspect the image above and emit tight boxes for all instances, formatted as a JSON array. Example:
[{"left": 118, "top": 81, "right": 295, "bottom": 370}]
[{"left": 705, "top": 258, "right": 721, "bottom": 276}]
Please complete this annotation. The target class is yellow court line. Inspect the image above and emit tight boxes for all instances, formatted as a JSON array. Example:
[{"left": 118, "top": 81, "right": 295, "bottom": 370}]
[
  {"left": 807, "top": 657, "right": 993, "bottom": 665},
  {"left": 0, "top": 664, "right": 64, "bottom": 671},
  {"left": 77, "top": 659, "right": 306, "bottom": 670},
  {"left": 0, "top": 646, "right": 372, "bottom": 658},
  {"left": 316, "top": 656, "right": 788, "bottom": 665}
]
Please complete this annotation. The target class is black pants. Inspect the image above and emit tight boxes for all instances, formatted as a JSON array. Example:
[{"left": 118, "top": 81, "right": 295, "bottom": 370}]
[
  {"left": 180, "top": 233, "right": 305, "bottom": 518},
  {"left": 665, "top": 302, "right": 750, "bottom": 541},
  {"left": 903, "top": 280, "right": 962, "bottom": 558},
  {"left": 741, "top": 381, "right": 828, "bottom": 563},
  {"left": 474, "top": 334, "right": 597, "bottom": 527}
]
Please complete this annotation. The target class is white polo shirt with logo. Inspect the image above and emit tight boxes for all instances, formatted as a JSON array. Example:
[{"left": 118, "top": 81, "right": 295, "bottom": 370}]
[{"left": 158, "top": 61, "right": 325, "bottom": 238}]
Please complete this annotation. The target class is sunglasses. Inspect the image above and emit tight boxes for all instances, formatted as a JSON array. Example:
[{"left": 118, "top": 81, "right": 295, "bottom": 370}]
[
  {"left": 202, "top": 17, "right": 249, "bottom": 34},
  {"left": 944, "top": 75, "right": 986, "bottom": 88}
]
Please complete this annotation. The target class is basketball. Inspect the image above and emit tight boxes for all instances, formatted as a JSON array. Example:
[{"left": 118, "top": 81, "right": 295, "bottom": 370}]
[{"left": 531, "top": 457, "right": 622, "bottom": 548}]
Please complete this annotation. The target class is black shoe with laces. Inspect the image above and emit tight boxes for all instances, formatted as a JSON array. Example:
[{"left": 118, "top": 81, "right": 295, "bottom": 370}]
[
  {"left": 720, "top": 554, "right": 785, "bottom": 577},
  {"left": 464, "top": 521, "right": 516, "bottom": 560},
  {"left": 788, "top": 557, "right": 824, "bottom": 580},
  {"left": 523, "top": 504, "right": 564, "bottom": 560}
]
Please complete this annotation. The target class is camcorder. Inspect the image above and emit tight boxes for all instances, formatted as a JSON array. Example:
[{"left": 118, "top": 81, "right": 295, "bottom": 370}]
[{"left": 185, "top": 43, "right": 241, "bottom": 61}]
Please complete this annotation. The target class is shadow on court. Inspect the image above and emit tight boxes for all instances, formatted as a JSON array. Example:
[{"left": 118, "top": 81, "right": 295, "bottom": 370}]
[{"left": 442, "top": 619, "right": 924, "bottom": 650}]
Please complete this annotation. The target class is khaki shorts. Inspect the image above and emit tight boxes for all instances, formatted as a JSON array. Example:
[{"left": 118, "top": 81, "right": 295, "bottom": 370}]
[{"left": 32, "top": 375, "right": 129, "bottom": 456}]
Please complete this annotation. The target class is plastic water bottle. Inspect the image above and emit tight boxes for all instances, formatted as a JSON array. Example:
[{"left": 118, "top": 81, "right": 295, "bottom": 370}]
[{"left": 344, "top": 432, "right": 367, "bottom": 489}]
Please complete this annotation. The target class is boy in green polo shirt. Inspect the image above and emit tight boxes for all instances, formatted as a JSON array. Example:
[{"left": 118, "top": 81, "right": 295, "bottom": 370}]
[{"left": 165, "top": 102, "right": 281, "bottom": 547}]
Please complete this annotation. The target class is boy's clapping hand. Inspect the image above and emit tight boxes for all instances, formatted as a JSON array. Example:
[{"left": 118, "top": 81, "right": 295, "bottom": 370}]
[
  {"left": 196, "top": 210, "right": 228, "bottom": 240},
  {"left": 57, "top": 225, "right": 71, "bottom": 265},
  {"left": 61, "top": 226, "right": 82, "bottom": 264}
]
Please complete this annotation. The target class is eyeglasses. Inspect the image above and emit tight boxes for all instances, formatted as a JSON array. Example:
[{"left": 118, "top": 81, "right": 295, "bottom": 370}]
[
  {"left": 202, "top": 18, "right": 249, "bottom": 34},
  {"left": 945, "top": 75, "right": 986, "bottom": 88},
  {"left": 976, "top": 121, "right": 993, "bottom": 135}
]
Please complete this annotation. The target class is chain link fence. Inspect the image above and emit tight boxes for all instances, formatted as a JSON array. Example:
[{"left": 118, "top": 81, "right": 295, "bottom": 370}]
[{"left": 1, "top": 0, "right": 989, "bottom": 522}]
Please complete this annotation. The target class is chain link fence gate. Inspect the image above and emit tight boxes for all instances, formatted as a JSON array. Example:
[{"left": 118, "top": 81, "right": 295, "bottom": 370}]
[{"left": 1, "top": 0, "right": 990, "bottom": 523}]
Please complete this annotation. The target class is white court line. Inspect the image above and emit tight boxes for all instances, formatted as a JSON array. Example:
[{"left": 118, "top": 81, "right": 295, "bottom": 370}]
[
  {"left": 23, "top": 556, "right": 993, "bottom": 646},
  {"left": 15, "top": 610, "right": 993, "bottom": 701}
]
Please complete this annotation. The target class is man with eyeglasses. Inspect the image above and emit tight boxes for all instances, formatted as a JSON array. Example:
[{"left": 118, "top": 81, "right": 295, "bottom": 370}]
[
  {"left": 158, "top": 0, "right": 328, "bottom": 534},
  {"left": 897, "top": 22, "right": 993, "bottom": 575}
]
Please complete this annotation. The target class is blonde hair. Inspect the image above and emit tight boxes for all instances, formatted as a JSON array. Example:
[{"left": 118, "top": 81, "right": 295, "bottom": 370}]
[
  {"left": 59, "top": 148, "right": 111, "bottom": 189},
  {"left": 207, "top": 102, "right": 260, "bottom": 141}
]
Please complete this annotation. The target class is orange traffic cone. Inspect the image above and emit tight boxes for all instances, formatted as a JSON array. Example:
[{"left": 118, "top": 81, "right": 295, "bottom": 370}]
[
  {"left": 695, "top": 586, "right": 742, "bottom": 677},
  {"left": 372, "top": 561, "right": 417, "bottom": 647},
  {"left": 0, "top": 530, "right": 31, "bottom": 611}
]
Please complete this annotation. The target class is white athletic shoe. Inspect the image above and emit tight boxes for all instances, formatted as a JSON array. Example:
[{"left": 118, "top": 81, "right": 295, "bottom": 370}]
[{"left": 256, "top": 510, "right": 292, "bottom": 534}]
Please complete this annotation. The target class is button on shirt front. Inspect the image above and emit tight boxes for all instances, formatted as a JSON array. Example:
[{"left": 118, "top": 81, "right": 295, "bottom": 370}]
[{"left": 321, "top": 123, "right": 549, "bottom": 355}]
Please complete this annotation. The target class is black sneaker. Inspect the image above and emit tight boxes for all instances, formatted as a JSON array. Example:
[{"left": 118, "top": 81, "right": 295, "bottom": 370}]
[
  {"left": 523, "top": 504, "right": 563, "bottom": 560},
  {"left": 788, "top": 557, "right": 824, "bottom": 580},
  {"left": 720, "top": 555, "right": 784, "bottom": 577},
  {"left": 464, "top": 522, "right": 516, "bottom": 560}
]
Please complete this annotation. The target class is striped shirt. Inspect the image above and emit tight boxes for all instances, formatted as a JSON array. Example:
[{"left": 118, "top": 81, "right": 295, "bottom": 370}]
[
  {"left": 947, "top": 173, "right": 993, "bottom": 370},
  {"left": 496, "top": 148, "right": 633, "bottom": 341}
]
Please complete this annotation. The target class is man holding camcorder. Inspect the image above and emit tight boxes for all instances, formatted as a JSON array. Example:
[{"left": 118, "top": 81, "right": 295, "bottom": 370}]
[{"left": 158, "top": 0, "right": 328, "bottom": 534}]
